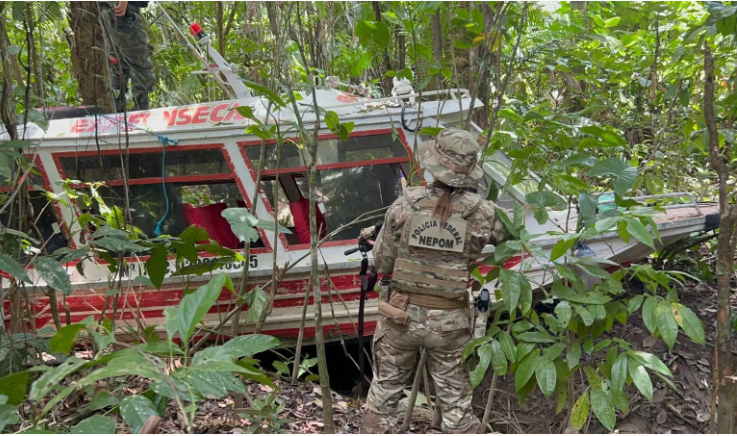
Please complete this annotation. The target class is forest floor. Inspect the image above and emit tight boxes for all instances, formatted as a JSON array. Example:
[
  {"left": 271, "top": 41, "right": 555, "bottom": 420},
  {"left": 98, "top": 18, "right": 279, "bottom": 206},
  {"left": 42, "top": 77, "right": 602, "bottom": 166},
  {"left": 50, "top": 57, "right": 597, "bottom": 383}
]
[{"left": 63, "top": 280, "right": 735, "bottom": 434}]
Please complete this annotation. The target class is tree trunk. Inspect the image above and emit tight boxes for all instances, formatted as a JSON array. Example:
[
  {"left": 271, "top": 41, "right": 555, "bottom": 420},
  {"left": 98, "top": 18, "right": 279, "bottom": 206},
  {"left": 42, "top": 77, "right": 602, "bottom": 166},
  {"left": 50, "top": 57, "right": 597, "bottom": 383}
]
[
  {"left": 67, "top": 1, "right": 114, "bottom": 112},
  {"left": 0, "top": 5, "right": 25, "bottom": 86},
  {"left": 704, "top": 40, "right": 736, "bottom": 435},
  {"left": 216, "top": 1, "right": 225, "bottom": 56},
  {"left": 430, "top": 9, "right": 443, "bottom": 90},
  {"left": 372, "top": 1, "right": 393, "bottom": 95}
]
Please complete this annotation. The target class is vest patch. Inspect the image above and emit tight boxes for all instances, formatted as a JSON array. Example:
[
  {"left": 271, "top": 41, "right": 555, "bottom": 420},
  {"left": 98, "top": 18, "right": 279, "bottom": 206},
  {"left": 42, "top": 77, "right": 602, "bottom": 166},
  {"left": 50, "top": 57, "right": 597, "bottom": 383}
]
[{"left": 408, "top": 216, "right": 467, "bottom": 253}]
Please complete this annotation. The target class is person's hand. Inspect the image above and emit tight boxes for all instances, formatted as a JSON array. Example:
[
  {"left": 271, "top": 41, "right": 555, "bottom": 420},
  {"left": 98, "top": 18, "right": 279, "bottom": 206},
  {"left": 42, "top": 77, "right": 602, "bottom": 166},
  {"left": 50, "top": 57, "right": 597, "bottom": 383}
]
[{"left": 114, "top": 1, "right": 129, "bottom": 16}]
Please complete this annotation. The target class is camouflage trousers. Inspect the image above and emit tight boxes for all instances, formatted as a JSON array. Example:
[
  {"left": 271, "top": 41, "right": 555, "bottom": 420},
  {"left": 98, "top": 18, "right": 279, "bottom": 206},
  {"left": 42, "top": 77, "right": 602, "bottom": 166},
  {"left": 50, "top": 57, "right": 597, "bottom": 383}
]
[
  {"left": 100, "top": 4, "right": 155, "bottom": 111},
  {"left": 361, "top": 305, "right": 481, "bottom": 434}
]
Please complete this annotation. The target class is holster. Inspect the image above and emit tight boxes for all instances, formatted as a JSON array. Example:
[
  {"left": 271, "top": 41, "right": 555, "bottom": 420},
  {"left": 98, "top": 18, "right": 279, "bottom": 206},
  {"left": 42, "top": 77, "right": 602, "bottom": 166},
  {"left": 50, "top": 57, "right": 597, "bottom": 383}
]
[{"left": 378, "top": 289, "right": 411, "bottom": 326}]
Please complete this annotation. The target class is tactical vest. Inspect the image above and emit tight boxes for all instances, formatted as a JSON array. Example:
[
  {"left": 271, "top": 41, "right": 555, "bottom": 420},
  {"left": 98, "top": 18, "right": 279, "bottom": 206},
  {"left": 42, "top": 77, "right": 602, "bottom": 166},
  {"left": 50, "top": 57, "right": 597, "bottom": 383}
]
[{"left": 391, "top": 187, "right": 485, "bottom": 301}]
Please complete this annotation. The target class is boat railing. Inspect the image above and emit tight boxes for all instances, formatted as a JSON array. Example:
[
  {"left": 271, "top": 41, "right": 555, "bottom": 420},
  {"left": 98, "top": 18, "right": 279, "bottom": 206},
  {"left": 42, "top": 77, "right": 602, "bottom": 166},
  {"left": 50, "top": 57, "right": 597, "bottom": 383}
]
[{"left": 596, "top": 191, "right": 703, "bottom": 215}]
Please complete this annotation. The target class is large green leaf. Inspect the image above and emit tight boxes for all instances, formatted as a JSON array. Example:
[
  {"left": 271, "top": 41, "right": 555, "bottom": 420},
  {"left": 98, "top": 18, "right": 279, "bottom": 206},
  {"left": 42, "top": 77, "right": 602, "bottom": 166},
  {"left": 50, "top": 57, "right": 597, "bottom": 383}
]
[
  {"left": 120, "top": 395, "right": 158, "bottom": 434},
  {"left": 29, "top": 357, "right": 87, "bottom": 401},
  {"left": 245, "top": 286, "right": 267, "bottom": 324},
  {"left": 223, "top": 334, "right": 281, "bottom": 358},
  {"left": 145, "top": 244, "right": 169, "bottom": 290},
  {"left": 0, "top": 253, "right": 30, "bottom": 283},
  {"left": 93, "top": 237, "right": 147, "bottom": 253},
  {"left": 554, "top": 301, "right": 572, "bottom": 329},
  {"left": 221, "top": 208, "right": 260, "bottom": 243},
  {"left": 570, "top": 391, "right": 590, "bottom": 431},
  {"left": 500, "top": 269, "right": 530, "bottom": 313},
  {"left": 642, "top": 296, "right": 658, "bottom": 335},
  {"left": 611, "top": 353, "right": 628, "bottom": 393},
  {"left": 498, "top": 331, "right": 517, "bottom": 363},
  {"left": 88, "top": 391, "right": 119, "bottom": 411},
  {"left": 625, "top": 219, "right": 655, "bottom": 249},
  {"left": 628, "top": 351, "right": 672, "bottom": 377},
  {"left": 178, "top": 273, "right": 233, "bottom": 342},
  {"left": 525, "top": 191, "right": 567, "bottom": 210},
  {"left": 573, "top": 304, "right": 594, "bottom": 326},
  {"left": 535, "top": 360, "right": 556, "bottom": 397},
  {"left": 462, "top": 336, "right": 491, "bottom": 363},
  {"left": 628, "top": 360, "right": 653, "bottom": 401},
  {"left": 590, "top": 387, "right": 616, "bottom": 431},
  {"left": 588, "top": 158, "right": 638, "bottom": 197},
  {"left": 672, "top": 302, "right": 705, "bottom": 345},
  {"left": 490, "top": 340, "right": 507, "bottom": 376},
  {"left": 514, "top": 350, "right": 541, "bottom": 392},
  {"left": 355, "top": 20, "right": 391, "bottom": 48},
  {"left": 0, "top": 396, "right": 19, "bottom": 433},
  {"left": 656, "top": 300, "right": 678, "bottom": 349},
  {"left": 72, "top": 415, "right": 117, "bottom": 434},
  {"left": 33, "top": 257, "right": 72, "bottom": 295},
  {"left": 515, "top": 331, "right": 556, "bottom": 343},
  {"left": 470, "top": 343, "right": 493, "bottom": 388},
  {"left": 49, "top": 324, "right": 87, "bottom": 354},
  {"left": 0, "top": 372, "right": 31, "bottom": 405},
  {"left": 186, "top": 371, "right": 247, "bottom": 399}
]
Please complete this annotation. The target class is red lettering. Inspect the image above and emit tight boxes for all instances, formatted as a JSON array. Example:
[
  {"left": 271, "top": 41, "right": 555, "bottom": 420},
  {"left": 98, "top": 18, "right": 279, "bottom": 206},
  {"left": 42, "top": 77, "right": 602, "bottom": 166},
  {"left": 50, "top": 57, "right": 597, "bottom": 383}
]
[
  {"left": 209, "top": 103, "right": 229, "bottom": 122},
  {"left": 138, "top": 112, "right": 152, "bottom": 126},
  {"left": 128, "top": 113, "right": 143, "bottom": 125},
  {"left": 192, "top": 106, "right": 211, "bottom": 124},
  {"left": 176, "top": 108, "right": 192, "bottom": 126},
  {"left": 71, "top": 119, "right": 93, "bottom": 133},
  {"left": 163, "top": 109, "right": 178, "bottom": 127}
]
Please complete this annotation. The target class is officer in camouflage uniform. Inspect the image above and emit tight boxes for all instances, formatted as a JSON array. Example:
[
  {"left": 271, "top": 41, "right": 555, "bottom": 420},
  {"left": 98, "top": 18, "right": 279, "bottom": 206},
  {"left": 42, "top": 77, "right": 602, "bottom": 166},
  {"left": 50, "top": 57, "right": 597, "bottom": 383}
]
[
  {"left": 100, "top": 1, "right": 155, "bottom": 111},
  {"left": 360, "top": 128, "right": 508, "bottom": 433}
]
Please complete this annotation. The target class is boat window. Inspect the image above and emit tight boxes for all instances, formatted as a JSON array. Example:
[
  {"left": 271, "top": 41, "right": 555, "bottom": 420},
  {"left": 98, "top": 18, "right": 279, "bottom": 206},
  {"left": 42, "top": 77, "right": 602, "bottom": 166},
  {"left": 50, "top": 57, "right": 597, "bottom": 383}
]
[
  {"left": 57, "top": 146, "right": 266, "bottom": 250},
  {"left": 244, "top": 134, "right": 409, "bottom": 171},
  {"left": 244, "top": 132, "right": 411, "bottom": 247},
  {"left": 59, "top": 148, "right": 228, "bottom": 181}
]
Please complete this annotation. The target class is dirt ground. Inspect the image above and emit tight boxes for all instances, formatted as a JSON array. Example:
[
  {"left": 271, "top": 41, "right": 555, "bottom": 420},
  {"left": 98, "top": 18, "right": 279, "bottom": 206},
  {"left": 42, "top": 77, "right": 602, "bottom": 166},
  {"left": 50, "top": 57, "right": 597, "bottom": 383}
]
[{"left": 64, "top": 280, "right": 734, "bottom": 434}]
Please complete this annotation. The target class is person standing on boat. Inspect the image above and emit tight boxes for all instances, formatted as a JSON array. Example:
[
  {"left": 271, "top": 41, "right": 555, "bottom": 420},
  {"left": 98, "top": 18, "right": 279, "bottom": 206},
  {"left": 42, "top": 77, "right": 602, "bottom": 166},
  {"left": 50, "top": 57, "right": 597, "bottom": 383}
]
[
  {"left": 100, "top": 1, "right": 155, "bottom": 111},
  {"left": 359, "top": 128, "right": 508, "bottom": 433}
]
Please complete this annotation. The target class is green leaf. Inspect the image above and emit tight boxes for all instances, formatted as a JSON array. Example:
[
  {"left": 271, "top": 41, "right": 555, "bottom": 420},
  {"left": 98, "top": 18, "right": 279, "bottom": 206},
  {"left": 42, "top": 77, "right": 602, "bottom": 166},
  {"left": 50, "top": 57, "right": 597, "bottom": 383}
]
[
  {"left": 29, "top": 357, "right": 87, "bottom": 401},
  {"left": 550, "top": 238, "right": 578, "bottom": 261},
  {"left": 514, "top": 350, "right": 541, "bottom": 392},
  {"left": 672, "top": 302, "right": 705, "bottom": 345},
  {"left": 145, "top": 244, "right": 169, "bottom": 290},
  {"left": 0, "top": 372, "right": 31, "bottom": 405},
  {"left": 656, "top": 300, "right": 678, "bottom": 349},
  {"left": 49, "top": 324, "right": 86, "bottom": 354},
  {"left": 611, "top": 353, "right": 628, "bottom": 393},
  {"left": 573, "top": 304, "right": 594, "bottom": 326},
  {"left": 273, "top": 361, "right": 290, "bottom": 375},
  {"left": 120, "top": 395, "right": 158, "bottom": 434},
  {"left": 567, "top": 342, "right": 581, "bottom": 370},
  {"left": 516, "top": 331, "right": 556, "bottom": 343},
  {"left": 627, "top": 295, "right": 644, "bottom": 314},
  {"left": 186, "top": 371, "right": 246, "bottom": 398},
  {"left": 245, "top": 286, "right": 267, "bottom": 324},
  {"left": 221, "top": 208, "right": 260, "bottom": 243},
  {"left": 490, "top": 340, "right": 507, "bottom": 376},
  {"left": 7, "top": 45, "right": 21, "bottom": 55},
  {"left": 72, "top": 415, "right": 117, "bottom": 434},
  {"left": 500, "top": 269, "right": 530, "bottom": 312},
  {"left": 542, "top": 343, "right": 567, "bottom": 362},
  {"left": 178, "top": 273, "right": 233, "bottom": 342},
  {"left": 628, "top": 360, "right": 653, "bottom": 401},
  {"left": 223, "top": 334, "right": 281, "bottom": 358},
  {"left": 88, "top": 391, "right": 119, "bottom": 411},
  {"left": 626, "top": 219, "right": 655, "bottom": 249},
  {"left": 33, "top": 258, "right": 72, "bottom": 295},
  {"left": 470, "top": 343, "right": 492, "bottom": 388},
  {"left": 462, "top": 336, "right": 492, "bottom": 363},
  {"left": 628, "top": 351, "right": 672, "bottom": 377},
  {"left": 498, "top": 331, "right": 517, "bottom": 363},
  {"left": 525, "top": 191, "right": 567, "bottom": 210},
  {"left": 570, "top": 391, "right": 590, "bottom": 431},
  {"left": 0, "top": 253, "right": 31, "bottom": 283},
  {"left": 535, "top": 360, "right": 556, "bottom": 397},
  {"left": 590, "top": 387, "right": 616, "bottom": 431},
  {"left": 642, "top": 296, "right": 658, "bottom": 335},
  {"left": 555, "top": 301, "right": 573, "bottom": 329},
  {"left": 588, "top": 158, "right": 638, "bottom": 197},
  {"left": 0, "top": 397, "right": 19, "bottom": 433},
  {"left": 93, "top": 237, "right": 147, "bottom": 253}
]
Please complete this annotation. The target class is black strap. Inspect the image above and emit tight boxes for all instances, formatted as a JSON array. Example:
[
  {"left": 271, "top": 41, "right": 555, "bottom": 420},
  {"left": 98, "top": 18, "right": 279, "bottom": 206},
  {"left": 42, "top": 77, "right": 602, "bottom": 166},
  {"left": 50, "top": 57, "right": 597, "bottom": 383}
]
[{"left": 358, "top": 256, "right": 378, "bottom": 382}]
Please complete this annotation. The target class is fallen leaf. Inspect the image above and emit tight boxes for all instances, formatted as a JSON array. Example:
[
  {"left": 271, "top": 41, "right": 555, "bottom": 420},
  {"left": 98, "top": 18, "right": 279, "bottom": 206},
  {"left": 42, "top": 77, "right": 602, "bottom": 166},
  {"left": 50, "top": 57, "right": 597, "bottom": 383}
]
[{"left": 656, "top": 409, "right": 667, "bottom": 424}]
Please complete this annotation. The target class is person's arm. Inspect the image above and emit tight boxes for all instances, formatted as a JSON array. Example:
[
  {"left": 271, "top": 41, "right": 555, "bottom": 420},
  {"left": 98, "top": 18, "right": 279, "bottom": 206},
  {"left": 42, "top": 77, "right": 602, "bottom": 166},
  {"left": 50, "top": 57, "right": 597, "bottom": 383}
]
[
  {"left": 467, "top": 201, "right": 509, "bottom": 266},
  {"left": 371, "top": 203, "right": 403, "bottom": 274}
]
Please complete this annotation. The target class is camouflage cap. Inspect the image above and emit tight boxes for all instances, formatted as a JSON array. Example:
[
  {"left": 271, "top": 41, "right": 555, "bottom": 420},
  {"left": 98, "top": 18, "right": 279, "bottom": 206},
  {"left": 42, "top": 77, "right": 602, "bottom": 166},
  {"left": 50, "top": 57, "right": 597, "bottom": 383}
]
[{"left": 418, "top": 128, "right": 483, "bottom": 188}]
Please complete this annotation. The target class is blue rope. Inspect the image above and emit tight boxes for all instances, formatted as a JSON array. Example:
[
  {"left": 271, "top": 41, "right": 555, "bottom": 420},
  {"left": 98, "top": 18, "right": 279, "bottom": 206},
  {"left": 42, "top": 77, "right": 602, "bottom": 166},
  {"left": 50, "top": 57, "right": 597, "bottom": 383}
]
[
  {"left": 154, "top": 135, "right": 170, "bottom": 236},
  {"left": 96, "top": 114, "right": 179, "bottom": 236}
]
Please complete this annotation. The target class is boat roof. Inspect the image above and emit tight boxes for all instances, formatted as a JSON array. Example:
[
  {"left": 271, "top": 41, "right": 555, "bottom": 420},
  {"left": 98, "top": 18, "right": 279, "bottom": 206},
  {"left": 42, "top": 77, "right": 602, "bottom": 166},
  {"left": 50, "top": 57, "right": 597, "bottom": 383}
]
[{"left": 5, "top": 88, "right": 482, "bottom": 146}]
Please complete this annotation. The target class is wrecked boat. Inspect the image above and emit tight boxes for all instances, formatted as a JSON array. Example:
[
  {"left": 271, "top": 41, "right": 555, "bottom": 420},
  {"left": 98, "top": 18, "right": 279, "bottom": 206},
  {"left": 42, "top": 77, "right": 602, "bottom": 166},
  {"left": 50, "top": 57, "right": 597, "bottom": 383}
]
[{"left": 0, "top": 26, "right": 719, "bottom": 344}]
